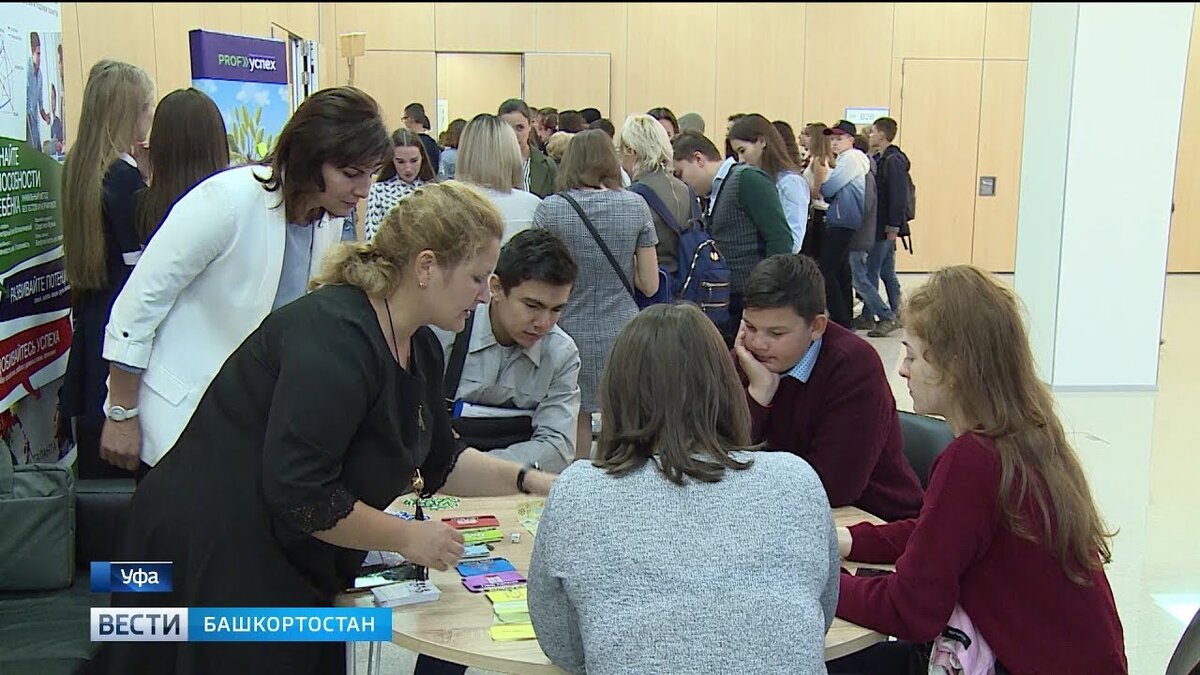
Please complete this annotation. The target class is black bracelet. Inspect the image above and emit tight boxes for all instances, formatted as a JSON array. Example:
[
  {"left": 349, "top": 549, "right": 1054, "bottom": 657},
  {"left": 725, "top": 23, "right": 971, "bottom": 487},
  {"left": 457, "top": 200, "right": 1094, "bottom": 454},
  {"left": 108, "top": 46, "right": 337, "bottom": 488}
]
[{"left": 516, "top": 462, "right": 538, "bottom": 494}]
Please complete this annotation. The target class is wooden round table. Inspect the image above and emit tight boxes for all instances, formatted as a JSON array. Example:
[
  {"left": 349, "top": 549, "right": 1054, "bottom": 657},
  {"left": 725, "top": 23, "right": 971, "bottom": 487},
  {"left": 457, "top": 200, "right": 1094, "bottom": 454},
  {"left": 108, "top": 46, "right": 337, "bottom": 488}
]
[{"left": 339, "top": 495, "right": 888, "bottom": 673}]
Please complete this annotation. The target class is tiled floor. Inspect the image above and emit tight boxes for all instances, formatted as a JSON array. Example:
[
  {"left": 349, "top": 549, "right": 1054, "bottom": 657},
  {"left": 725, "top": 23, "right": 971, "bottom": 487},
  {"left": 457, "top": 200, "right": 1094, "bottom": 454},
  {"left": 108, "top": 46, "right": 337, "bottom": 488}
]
[{"left": 360, "top": 273, "right": 1199, "bottom": 675}]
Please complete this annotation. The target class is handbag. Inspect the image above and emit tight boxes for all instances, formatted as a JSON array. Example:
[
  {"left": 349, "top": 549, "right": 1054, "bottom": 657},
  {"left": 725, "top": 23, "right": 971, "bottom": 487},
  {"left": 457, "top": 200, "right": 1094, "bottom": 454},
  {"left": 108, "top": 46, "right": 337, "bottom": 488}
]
[
  {"left": 0, "top": 454, "right": 75, "bottom": 590},
  {"left": 443, "top": 312, "right": 535, "bottom": 452}
]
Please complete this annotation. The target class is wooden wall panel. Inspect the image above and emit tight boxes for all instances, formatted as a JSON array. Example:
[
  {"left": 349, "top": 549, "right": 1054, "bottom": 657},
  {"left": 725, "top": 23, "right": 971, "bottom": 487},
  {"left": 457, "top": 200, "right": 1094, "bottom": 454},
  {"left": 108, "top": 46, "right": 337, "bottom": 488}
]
[
  {"left": 804, "top": 3, "right": 893, "bottom": 126},
  {"left": 318, "top": 3, "right": 336, "bottom": 88},
  {"left": 973, "top": 61, "right": 1028, "bottom": 272},
  {"left": 1169, "top": 6, "right": 1200, "bottom": 272},
  {"left": 60, "top": 2, "right": 83, "bottom": 143},
  {"left": 893, "top": 3, "right": 986, "bottom": 59},
  {"left": 200, "top": 3, "right": 241, "bottom": 35},
  {"left": 434, "top": 3, "right": 535, "bottom": 53},
  {"left": 896, "top": 59, "right": 982, "bottom": 272},
  {"left": 151, "top": 3, "right": 203, "bottom": 96},
  {"left": 524, "top": 54, "right": 612, "bottom": 117},
  {"left": 335, "top": 3, "right": 435, "bottom": 50},
  {"left": 52, "top": 1, "right": 1090, "bottom": 272},
  {"left": 240, "top": 4, "right": 272, "bottom": 37},
  {"left": 534, "top": 4, "right": 627, "bottom": 124},
  {"left": 280, "top": 3, "right": 320, "bottom": 40},
  {"left": 626, "top": 3, "right": 718, "bottom": 138},
  {"left": 353, "top": 52, "right": 436, "bottom": 131},
  {"left": 714, "top": 3, "right": 806, "bottom": 152},
  {"left": 436, "top": 53, "right": 523, "bottom": 126},
  {"left": 75, "top": 3, "right": 158, "bottom": 86},
  {"left": 984, "top": 2, "right": 1032, "bottom": 59}
]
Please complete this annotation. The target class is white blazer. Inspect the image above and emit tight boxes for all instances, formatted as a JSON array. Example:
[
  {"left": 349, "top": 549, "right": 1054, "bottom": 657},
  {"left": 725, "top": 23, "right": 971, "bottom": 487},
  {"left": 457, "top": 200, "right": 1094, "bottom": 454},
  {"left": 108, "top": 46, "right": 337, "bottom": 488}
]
[{"left": 102, "top": 164, "right": 345, "bottom": 466}]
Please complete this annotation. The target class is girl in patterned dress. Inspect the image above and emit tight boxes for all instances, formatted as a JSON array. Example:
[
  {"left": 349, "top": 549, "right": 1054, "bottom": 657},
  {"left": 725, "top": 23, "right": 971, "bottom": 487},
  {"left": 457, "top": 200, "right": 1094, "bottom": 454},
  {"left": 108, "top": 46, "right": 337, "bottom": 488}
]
[{"left": 364, "top": 129, "right": 434, "bottom": 241}]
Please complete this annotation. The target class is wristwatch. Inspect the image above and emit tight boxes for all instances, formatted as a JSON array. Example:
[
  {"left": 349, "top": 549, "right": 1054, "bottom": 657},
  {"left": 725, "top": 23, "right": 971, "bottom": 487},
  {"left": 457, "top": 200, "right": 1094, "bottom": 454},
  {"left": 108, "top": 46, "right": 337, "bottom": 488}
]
[
  {"left": 106, "top": 405, "right": 140, "bottom": 422},
  {"left": 516, "top": 462, "right": 540, "bottom": 494}
]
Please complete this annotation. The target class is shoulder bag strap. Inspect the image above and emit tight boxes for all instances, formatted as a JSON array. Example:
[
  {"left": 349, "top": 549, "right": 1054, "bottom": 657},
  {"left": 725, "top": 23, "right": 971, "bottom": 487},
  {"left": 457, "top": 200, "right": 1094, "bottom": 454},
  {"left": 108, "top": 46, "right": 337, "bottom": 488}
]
[
  {"left": 558, "top": 192, "right": 635, "bottom": 299},
  {"left": 628, "top": 182, "right": 684, "bottom": 235},
  {"left": 443, "top": 310, "right": 476, "bottom": 411}
]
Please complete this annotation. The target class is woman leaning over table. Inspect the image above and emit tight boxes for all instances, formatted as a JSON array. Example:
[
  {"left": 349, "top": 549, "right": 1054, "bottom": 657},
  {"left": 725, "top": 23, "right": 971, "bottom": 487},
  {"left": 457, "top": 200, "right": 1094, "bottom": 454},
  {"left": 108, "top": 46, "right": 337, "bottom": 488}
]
[
  {"left": 98, "top": 87, "right": 386, "bottom": 477},
  {"left": 101, "top": 181, "right": 556, "bottom": 675},
  {"left": 828, "top": 265, "right": 1127, "bottom": 675}
]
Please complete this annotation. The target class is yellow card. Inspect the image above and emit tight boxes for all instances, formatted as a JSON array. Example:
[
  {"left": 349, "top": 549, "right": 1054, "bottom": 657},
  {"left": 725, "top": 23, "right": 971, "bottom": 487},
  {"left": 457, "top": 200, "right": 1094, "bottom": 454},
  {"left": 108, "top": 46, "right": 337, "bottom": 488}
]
[
  {"left": 492, "top": 600, "right": 528, "bottom": 615},
  {"left": 489, "top": 623, "right": 536, "bottom": 641},
  {"left": 485, "top": 586, "right": 527, "bottom": 603},
  {"left": 493, "top": 610, "right": 531, "bottom": 625},
  {"left": 516, "top": 499, "right": 545, "bottom": 535},
  {"left": 462, "top": 527, "right": 504, "bottom": 544}
]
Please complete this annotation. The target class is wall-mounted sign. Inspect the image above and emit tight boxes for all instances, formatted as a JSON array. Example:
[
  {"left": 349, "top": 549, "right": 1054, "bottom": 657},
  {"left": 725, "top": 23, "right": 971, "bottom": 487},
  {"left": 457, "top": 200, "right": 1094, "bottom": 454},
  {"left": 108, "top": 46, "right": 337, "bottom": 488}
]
[
  {"left": 979, "top": 176, "right": 996, "bottom": 197},
  {"left": 844, "top": 107, "right": 890, "bottom": 126}
]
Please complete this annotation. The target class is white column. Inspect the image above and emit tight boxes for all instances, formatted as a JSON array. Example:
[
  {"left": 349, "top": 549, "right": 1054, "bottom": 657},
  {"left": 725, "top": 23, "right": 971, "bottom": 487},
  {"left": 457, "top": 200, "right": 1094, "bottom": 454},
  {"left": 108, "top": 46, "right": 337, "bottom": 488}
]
[{"left": 1015, "top": 3, "right": 1193, "bottom": 390}]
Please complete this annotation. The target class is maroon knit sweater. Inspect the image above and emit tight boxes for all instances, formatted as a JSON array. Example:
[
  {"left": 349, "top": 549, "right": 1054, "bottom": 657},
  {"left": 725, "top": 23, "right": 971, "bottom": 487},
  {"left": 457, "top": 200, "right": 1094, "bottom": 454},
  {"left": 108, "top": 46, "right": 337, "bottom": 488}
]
[
  {"left": 737, "top": 322, "right": 923, "bottom": 521},
  {"left": 838, "top": 433, "right": 1128, "bottom": 674}
]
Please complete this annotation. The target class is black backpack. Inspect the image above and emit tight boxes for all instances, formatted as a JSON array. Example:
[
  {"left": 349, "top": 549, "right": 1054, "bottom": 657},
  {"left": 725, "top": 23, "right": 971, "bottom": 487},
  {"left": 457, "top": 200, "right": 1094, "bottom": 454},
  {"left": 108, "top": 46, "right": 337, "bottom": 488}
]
[{"left": 883, "top": 150, "right": 917, "bottom": 252}]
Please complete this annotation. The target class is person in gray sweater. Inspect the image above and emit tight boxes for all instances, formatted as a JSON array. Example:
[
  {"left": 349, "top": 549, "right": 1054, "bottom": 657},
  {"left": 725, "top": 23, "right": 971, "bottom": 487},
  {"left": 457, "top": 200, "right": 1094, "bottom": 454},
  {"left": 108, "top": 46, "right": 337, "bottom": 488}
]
[{"left": 528, "top": 303, "right": 839, "bottom": 675}]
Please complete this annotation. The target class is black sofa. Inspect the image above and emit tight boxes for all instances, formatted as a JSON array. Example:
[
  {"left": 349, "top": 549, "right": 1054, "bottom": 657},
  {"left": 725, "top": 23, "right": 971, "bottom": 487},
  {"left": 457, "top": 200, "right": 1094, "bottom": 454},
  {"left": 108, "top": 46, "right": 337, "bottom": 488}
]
[{"left": 0, "top": 478, "right": 136, "bottom": 675}]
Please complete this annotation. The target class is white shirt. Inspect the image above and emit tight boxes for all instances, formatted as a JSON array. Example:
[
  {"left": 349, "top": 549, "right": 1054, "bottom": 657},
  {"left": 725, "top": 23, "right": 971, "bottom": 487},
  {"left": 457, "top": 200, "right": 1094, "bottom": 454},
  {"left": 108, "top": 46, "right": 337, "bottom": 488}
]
[
  {"left": 430, "top": 303, "right": 581, "bottom": 472},
  {"left": 475, "top": 185, "right": 543, "bottom": 244},
  {"left": 776, "top": 171, "right": 810, "bottom": 253}
]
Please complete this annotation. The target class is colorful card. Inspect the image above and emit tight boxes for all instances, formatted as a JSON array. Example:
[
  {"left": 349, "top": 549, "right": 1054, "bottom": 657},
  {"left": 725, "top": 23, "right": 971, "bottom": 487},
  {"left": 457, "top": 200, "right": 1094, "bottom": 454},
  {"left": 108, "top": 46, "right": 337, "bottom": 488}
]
[
  {"left": 461, "top": 527, "right": 505, "bottom": 545},
  {"left": 462, "top": 571, "right": 527, "bottom": 592},
  {"left": 443, "top": 515, "right": 500, "bottom": 530},
  {"left": 485, "top": 586, "right": 527, "bottom": 603},
  {"left": 489, "top": 623, "right": 537, "bottom": 641},
  {"left": 493, "top": 610, "right": 531, "bottom": 625},
  {"left": 516, "top": 500, "right": 545, "bottom": 535},
  {"left": 460, "top": 544, "right": 493, "bottom": 560},
  {"left": 455, "top": 558, "right": 515, "bottom": 578}
]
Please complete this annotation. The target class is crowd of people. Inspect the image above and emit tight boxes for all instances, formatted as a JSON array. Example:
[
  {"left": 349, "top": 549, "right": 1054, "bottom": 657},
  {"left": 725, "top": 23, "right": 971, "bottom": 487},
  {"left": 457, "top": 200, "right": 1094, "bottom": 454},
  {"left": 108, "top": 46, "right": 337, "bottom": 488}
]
[{"left": 52, "top": 56, "right": 1129, "bottom": 674}]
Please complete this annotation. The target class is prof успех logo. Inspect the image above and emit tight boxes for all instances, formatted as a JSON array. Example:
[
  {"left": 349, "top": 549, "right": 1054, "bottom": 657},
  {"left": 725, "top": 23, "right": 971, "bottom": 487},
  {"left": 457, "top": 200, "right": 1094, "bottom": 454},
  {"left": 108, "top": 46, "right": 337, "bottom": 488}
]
[
  {"left": 90, "top": 561, "right": 173, "bottom": 593},
  {"left": 216, "top": 53, "right": 278, "bottom": 73}
]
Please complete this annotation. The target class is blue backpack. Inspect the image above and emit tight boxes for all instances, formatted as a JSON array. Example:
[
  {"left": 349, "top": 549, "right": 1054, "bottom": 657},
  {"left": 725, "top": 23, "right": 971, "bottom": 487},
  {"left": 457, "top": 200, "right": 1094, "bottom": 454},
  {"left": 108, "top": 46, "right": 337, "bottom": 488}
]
[{"left": 628, "top": 182, "right": 731, "bottom": 326}]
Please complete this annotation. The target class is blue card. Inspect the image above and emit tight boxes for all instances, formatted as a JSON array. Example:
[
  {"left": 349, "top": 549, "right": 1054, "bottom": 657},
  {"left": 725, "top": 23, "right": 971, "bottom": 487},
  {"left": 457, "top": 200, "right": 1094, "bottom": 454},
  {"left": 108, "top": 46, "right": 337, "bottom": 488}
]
[{"left": 455, "top": 557, "right": 515, "bottom": 578}]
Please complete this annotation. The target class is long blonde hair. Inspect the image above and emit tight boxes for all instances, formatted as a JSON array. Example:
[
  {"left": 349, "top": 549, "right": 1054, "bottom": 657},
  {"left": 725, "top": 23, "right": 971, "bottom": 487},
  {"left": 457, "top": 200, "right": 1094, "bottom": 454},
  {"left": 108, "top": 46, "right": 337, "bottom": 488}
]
[
  {"left": 62, "top": 60, "right": 154, "bottom": 290},
  {"left": 905, "top": 266, "right": 1115, "bottom": 584},
  {"left": 312, "top": 181, "right": 504, "bottom": 297},
  {"left": 456, "top": 114, "right": 523, "bottom": 193}
]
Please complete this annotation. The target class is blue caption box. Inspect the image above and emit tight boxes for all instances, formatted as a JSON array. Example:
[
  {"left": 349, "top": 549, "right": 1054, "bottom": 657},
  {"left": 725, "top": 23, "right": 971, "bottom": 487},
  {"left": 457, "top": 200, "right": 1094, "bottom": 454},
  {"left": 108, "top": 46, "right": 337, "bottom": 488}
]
[
  {"left": 90, "top": 562, "right": 174, "bottom": 593},
  {"left": 189, "top": 607, "right": 392, "bottom": 642}
]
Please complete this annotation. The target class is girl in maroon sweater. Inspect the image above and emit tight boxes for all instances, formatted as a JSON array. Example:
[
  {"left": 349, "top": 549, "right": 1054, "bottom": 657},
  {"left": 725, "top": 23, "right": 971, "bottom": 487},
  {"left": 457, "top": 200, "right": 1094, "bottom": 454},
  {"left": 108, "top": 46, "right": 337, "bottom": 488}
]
[{"left": 830, "top": 266, "right": 1127, "bottom": 675}]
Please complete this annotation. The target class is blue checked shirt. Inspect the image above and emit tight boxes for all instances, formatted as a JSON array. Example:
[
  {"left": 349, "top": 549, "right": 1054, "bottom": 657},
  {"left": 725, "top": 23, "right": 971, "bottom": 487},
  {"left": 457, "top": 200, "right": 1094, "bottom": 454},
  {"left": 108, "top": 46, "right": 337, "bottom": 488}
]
[{"left": 785, "top": 337, "right": 823, "bottom": 383}]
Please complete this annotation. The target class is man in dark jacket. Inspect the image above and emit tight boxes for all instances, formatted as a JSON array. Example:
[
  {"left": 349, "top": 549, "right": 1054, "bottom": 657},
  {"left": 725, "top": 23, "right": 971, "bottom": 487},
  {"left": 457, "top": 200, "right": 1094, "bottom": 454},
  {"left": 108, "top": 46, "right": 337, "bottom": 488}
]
[
  {"left": 867, "top": 117, "right": 911, "bottom": 336},
  {"left": 403, "top": 102, "right": 442, "bottom": 175}
]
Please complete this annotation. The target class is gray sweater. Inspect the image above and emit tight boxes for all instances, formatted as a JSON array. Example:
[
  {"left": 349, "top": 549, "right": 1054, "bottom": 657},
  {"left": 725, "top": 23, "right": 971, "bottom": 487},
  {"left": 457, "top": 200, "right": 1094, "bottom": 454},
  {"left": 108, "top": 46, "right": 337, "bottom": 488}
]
[{"left": 528, "top": 451, "right": 839, "bottom": 675}]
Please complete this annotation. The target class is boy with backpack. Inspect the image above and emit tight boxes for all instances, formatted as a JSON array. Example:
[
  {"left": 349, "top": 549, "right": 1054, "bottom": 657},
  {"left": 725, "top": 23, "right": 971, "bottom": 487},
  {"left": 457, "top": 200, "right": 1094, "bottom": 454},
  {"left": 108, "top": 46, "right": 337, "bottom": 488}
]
[
  {"left": 867, "top": 117, "right": 914, "bottom": 332},
  {"left": 671, "top": 131, "right": 793, "bottom": 346}
]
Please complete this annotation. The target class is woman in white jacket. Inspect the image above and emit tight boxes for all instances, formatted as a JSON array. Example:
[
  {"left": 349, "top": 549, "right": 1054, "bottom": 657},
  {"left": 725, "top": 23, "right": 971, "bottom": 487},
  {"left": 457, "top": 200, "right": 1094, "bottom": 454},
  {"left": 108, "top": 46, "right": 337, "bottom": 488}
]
[{"left": 98, "top": 87, "right": 391, "bottom": 475}]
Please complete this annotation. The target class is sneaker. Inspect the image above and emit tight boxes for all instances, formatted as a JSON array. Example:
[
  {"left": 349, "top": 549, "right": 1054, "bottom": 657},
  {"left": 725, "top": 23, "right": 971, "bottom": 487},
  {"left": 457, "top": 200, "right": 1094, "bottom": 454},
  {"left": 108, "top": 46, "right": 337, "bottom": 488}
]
[
  {"left": 853, "top": 314, "right": 875, "bottom": 331},
  {"left": 869, "top": 319, "right": 901, "bottom": 338}
]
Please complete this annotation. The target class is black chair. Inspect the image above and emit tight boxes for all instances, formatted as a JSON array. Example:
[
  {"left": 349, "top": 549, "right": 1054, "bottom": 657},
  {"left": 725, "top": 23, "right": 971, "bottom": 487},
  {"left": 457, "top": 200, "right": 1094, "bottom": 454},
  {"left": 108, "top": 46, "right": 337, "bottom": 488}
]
[
  {"left": 1167, "top": 607, "right": 1200, "bottom": 675},
  {"left": 0, "top": 478, "right": 136, "bottom": 675},
  {"left": 898, "top": 411, "right": 955, "bottom": 489}
]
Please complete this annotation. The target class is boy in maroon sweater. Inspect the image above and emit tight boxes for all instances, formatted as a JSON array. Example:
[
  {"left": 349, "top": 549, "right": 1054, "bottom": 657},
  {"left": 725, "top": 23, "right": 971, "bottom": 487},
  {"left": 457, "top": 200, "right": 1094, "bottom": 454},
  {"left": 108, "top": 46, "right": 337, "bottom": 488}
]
[{"left": 733, "top": 254, "right": 922, "bottom": 521}]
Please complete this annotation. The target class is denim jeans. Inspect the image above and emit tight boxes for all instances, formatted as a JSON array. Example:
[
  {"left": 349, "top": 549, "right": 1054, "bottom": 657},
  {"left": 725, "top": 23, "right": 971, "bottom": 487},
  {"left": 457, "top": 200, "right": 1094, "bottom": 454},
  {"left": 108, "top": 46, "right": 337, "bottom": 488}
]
[
  {"left": 850, "top": 250, "right": 895, "bottom": 322},
  {"left": 869, "top": 238, "right": 902, "bottom": 317}
]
